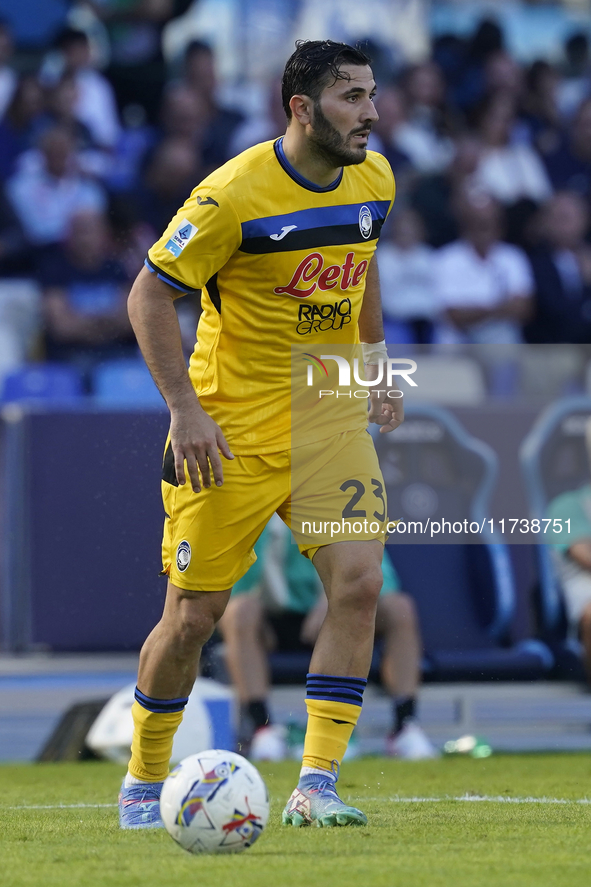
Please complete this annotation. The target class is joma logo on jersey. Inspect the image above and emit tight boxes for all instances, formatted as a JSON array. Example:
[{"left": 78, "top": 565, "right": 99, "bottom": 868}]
[{"left": 274, "top": 252, "right": 368, "bottom": 299}]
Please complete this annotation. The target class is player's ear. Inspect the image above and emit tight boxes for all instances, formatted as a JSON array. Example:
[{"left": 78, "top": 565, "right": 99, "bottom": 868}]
[{"left": 289, "top": 94, "right": 312, "bottom": 126}]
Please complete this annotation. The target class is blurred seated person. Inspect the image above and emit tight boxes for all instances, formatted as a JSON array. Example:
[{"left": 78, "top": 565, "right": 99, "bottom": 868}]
[
  {"left": 219, "top": 515, "right": 438, "bottom": 762},
  {"left": 180, "top": 40, "right": 244, "bottom": 170},
  {"left": 394, "top": 62, "right": 457, "bottom": 173},
  {"left": 6, "top": 125, "right": 106, "bottom": 247},
  {"left": 37, "top": 208, "right": 135, "bottom": 382},
  {"left": 409, "top": 134, "right": 482, "bottom": 248},
  {"left": 540, "top": 97, "right": 591, "bottom": 198},
  {"left": 524, "top": 192, "right": 591, "bottom": 344},
  {"left": 89, "top": 0, "right": 192, "bottom": 124},
  {"left": 548, "top": 420, "right": 591, "bottom": 683},
  {"left": 229, "top": 77, "right": 285, "bottom": 157},
  {"left": 440, "top": 18, "right": 504, "bottom": 113},
  {"left": 435, "top": 189, "right": 533, "bottom": 344},
  {"left": 558, "top": 32, "right": 591, "bottom": 120},
  {"left": 0, "top": 182, "right": 28, "bottom": 277},
  {"left": 519, "top": 60, "right": 563, "bottom": 157},
  {"left": 0, "top": 183, "right": 40, "bottom": 382},
  {"left": 42, "top": 27, "right": 121, "bottom": 150},
  {"left": 0, "top": 18, "right": 17, "bottom": 118},
  {"left": 35, "top": 74, "right": 111, "bottom": 178},
  {"left": 130, "top": 136, "right": 199, "bottom": 240},
  {"left": 367, "top": 85, "right": 413, "bottom": 176},
  {"left": 37, "top": 74, "right": 95, "bottom": 149},
  {"left": 377, "top": 208, "right": 437, "bottom": 344},
  {"left": 135, "top": 84, "right": 206, "bottom": 183},
  {"left": 472, "top": 92, "right": 552, "bottom": 206},
  {"left": 483, "top": 49, "right": 524, "bottom": 104},
  {"left": 0, "top": 75, "right": 44, "bottom": 181}
]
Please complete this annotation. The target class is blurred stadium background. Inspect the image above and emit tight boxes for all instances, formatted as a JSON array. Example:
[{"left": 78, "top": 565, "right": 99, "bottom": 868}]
[{"left": 3, "top": 0, "right": 591, "bottom": 765}]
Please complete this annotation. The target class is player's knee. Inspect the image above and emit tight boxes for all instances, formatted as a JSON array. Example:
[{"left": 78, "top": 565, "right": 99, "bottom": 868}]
[
  {"left": 174, "top": 602, "right": 218, "bottom": 654},
  {"left": 335, "top": 563, "right": 383, "bottom": 614}
]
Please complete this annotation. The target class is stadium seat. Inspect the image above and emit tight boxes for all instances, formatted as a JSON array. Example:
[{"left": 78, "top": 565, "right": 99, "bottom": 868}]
[
  {"left": 0, "top": 363, "right": 84, "bottom": 404},
  {"left": 375, "top": 402, "right": 553, "bottom": 681},
  {"left": 520, "top": 395, "right": 591, "bottom": 680},
  {"left": 92, "top": 359, "right": 165, "bottom": 409}
]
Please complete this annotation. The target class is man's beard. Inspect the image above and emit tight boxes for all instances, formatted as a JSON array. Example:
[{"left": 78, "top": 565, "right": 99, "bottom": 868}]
[{"left": 308, "top": 100, "right": 370, "bottom": 168}]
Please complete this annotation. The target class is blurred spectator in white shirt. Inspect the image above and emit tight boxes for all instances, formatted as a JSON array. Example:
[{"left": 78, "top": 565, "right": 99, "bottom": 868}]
[
  {"left": 41, "top": 28, "right": 121, "bottom": 149},
  {"left": 0, "top": 182, "right": 40, "bottom": 385},
  {"left": 6, "top": 126, "right": 106, "bottom": 246},
  {"left": 0, "top": 19, "right": 16, "bottom": 119},
  {"left": 394, "top": 62, "right": 457, "bottom": 173},
  {"left": 473, "top": 93, "right": 552, "bottom": 205},
  {"left": 377, "top": 208, "right": 437, "bottom": 345},
  {"left": 435, "top": 190, "right": 533, "bottom": 344}
]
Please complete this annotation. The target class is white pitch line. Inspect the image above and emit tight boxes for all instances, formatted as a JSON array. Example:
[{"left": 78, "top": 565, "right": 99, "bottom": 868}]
[
  {"left": 350, "top": 795, "right": 591, "bottom": 805},
  {"left": 3, "top": 803, "right": 117, "bottom": 810},
  {"left": 4, "top": 796, "right": 591, "bottom": 811}
]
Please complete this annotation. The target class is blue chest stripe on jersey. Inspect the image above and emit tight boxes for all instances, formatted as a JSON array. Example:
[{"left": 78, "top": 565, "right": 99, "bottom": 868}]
[{"left": 241, "top": 201, "right": 390, "bottom": 241}]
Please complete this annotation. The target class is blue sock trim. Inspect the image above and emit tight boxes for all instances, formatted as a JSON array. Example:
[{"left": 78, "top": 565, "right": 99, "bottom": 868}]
[
  {"left": 134, "top": 688, "right": 189, "bottom": 714},
  {"left": 305, "top": 673, "right": 367, "bottom": 707}
]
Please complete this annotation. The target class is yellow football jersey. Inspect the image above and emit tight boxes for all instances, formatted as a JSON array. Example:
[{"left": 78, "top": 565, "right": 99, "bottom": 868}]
[{"left": 147, "top": 138, "right": 395, "bottom": 454}]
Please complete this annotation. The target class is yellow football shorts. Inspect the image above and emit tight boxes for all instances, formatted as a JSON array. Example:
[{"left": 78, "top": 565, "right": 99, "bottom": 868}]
[{"left": 161, "top": 426, "right": 387, "bottom": 591}]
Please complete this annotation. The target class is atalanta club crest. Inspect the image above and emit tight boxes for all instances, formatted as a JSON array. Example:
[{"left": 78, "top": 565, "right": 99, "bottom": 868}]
[
  {"left": 176, "top": 540, "right": 191, "bottom": 573},
  {"left": 359, "top": 205, "right": 372, "bottom": 239}
]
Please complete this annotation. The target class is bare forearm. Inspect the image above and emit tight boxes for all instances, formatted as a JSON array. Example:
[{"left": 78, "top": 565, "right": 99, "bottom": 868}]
[
  {"left": 358, "top": 257, "right": 385, "bottom": 343},
  {"left": 127, "top": 266, "right": 197, "bottom": 410},
  {"left": 496, "top": 295, "right": 532, "bottom": 322}
]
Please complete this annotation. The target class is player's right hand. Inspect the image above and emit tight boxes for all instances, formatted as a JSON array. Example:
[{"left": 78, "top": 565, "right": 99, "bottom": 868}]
[{"left": 170, "top": 403, "right": 233, "bottom": 492}]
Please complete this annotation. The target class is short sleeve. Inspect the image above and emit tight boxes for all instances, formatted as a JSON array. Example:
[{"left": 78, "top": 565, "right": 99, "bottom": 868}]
[{"left": 146, "top": 185, "right": 241, "bottom": 294}]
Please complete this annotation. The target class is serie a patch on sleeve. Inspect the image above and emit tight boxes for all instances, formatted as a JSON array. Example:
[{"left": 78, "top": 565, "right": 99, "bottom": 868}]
[{"left": 165, "top": 219, "right": 198, "bottom": 257}]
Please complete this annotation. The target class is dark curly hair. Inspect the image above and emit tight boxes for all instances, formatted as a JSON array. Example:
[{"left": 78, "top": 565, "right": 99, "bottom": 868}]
[{"left": 281, "top": 39, "right": 372, "bottom": 120}]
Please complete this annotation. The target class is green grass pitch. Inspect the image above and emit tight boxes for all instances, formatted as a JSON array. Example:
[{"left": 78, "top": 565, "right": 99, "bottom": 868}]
[{"left": 2, "top": 756, "right": 591, "bottom": 887}]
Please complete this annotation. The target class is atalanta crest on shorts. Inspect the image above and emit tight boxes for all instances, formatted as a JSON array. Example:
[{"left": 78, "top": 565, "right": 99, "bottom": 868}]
[
  {"left": 359, "top": 205, "right": 372, "bottom": 239},
  {"left": 165, "top": 219, "right": 198, "bottom": 258},
  {"left": 176, "top": 540, "right": 192, "bottom": 572}
]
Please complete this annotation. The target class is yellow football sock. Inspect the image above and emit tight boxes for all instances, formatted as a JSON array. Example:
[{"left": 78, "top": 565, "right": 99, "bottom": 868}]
[
  {"left": 128, "top": 701, "right": 185, "bottom": 782},
  {"left": 302, "top": 698, "right": 362, "bottom": 771}
]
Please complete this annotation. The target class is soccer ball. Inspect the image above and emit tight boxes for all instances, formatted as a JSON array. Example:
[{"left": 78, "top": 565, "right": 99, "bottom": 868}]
[{"left": 160, "top": 750, "right": 270, "bottom": 854}]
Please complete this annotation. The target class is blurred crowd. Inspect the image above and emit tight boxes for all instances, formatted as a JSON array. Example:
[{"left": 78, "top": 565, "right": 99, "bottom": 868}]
[{"left": 2, "top": 12, "right": 591, "bottom": 390}]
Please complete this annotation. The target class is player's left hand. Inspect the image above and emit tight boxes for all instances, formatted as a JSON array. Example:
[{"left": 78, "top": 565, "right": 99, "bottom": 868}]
[{"left": 366, "top": 364, "right": 404, "bottom": 433}]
